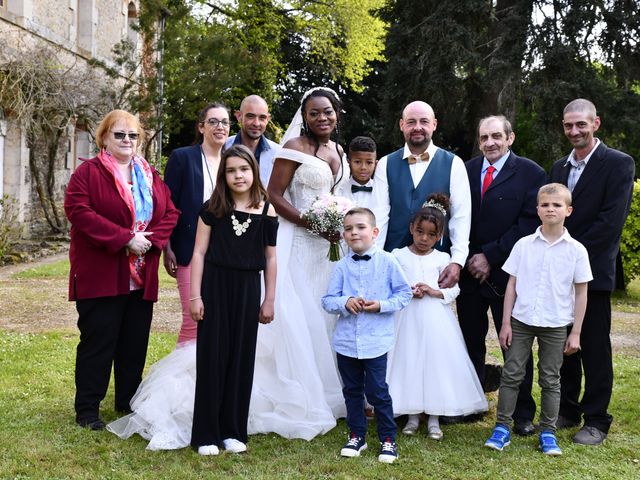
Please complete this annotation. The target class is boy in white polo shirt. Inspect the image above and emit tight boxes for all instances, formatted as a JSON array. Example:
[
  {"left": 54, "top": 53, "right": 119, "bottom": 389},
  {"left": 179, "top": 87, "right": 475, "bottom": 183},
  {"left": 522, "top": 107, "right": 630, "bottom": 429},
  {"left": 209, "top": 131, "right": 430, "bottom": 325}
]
[{"left": 484, "top": 183, "right": 592, "bottom": 455}]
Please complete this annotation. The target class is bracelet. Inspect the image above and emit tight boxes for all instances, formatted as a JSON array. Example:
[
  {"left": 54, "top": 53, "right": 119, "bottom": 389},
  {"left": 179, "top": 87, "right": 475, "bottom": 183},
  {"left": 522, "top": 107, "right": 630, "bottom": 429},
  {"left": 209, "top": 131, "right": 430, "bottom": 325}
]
[{"left": 189, "top": 296, "right": 201, "bottom": 301}]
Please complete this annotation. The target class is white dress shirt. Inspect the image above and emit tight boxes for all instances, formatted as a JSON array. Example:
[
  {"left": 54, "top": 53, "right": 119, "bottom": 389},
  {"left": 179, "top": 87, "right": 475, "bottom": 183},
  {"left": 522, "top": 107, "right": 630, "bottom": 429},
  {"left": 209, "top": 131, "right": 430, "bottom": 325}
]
[
  {"left": 336, "top": 175, "right": 390, "bottom": 248},
  {"left": 503, "top": 227, "right": 592, "bottom": 328},
  {"left": 377, "top": 142, "right": 471, "bottom": 267}
]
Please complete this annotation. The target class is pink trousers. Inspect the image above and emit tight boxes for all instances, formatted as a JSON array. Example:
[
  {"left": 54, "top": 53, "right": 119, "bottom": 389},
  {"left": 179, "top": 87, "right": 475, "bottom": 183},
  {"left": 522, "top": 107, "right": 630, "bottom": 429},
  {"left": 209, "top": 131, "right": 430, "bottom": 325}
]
[{"left": 176, "top": 263, "right": 198, "bottom": 344}]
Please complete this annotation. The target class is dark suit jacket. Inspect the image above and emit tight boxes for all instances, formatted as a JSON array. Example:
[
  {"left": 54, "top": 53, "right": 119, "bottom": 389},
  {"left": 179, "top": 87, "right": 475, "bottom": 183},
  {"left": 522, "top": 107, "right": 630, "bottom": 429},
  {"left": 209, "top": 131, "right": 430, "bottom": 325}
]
[
  {"left": 550, "top": 142, "right": 635, "bottom": 291},
  {"left": 164, "top": 144, "right": 207, "bottom": 266},
  {"left": 459, "top": 151, "right": 546, "bottom": 296}
]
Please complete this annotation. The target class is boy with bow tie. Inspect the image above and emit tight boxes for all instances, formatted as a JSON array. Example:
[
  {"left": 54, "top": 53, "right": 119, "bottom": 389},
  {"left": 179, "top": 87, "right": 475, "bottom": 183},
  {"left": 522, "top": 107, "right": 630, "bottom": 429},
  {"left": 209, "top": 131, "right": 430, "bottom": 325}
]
[
  {"left": 322, "top": 207, "right": 412, "bottom": 463},
  {"left": 337, "top": 136, "right": 390, "bottom": 247}
]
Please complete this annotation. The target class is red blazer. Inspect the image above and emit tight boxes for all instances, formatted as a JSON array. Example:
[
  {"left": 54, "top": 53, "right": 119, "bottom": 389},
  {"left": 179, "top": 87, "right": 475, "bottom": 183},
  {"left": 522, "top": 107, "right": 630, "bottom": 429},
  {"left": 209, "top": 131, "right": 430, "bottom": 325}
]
[{"left": 64, "top": 156, "right": 179, "bottom": 302}]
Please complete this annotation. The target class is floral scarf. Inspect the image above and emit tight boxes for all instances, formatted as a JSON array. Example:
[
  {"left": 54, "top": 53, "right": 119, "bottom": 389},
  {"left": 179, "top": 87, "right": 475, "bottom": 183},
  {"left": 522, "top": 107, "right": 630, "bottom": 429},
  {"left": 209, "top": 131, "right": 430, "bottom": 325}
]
[{"left": 98, "top": 149, "right": 154, "bottom": 287}]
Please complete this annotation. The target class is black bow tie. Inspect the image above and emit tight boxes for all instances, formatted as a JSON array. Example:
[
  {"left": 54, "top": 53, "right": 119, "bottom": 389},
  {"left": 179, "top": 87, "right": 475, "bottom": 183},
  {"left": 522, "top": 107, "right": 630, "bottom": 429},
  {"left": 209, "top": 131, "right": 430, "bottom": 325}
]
[
  {"left": 351, "top": 184, "right": 373, "bottom": 193},
  {"left": 352, "top": 254, "right": 371, "bottom": 261}
]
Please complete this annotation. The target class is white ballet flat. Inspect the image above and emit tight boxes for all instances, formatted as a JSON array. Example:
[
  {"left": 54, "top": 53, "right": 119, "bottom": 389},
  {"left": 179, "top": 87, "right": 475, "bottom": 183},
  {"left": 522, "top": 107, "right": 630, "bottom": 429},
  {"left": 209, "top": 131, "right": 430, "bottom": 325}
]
[{"left": 427, "top": 426, "right": 443, "bottom": 441}]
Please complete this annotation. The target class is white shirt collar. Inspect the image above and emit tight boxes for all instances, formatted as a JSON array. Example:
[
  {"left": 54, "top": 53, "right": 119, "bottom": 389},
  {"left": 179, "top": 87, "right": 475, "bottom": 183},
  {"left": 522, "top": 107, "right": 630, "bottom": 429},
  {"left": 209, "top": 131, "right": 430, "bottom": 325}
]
[
  {"left": 532, "top": 225, "right": 572, "bottom": 246},
  {"left": 482, "top": 150, "right": 510, "bottom": 173},
  {"left": 349, "top": 177, "right": 374, "bottom": 188},
  {"left": 402, "top": 141, "right": 438, "bottom": 160}
]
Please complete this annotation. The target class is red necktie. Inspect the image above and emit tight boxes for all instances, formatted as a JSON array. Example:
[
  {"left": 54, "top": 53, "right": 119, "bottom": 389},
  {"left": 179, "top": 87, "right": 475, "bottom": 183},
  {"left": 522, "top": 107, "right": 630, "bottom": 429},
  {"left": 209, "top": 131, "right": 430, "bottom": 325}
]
[{"left": 482, "top": 165, "right": 495, "bottom": 199}]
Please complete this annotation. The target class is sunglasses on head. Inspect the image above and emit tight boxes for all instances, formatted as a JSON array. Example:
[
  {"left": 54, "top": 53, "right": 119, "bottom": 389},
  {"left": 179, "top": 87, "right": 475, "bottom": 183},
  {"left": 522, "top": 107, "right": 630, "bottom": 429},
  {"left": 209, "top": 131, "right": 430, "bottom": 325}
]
[{"left": 112, "top": 131, "right": 139, "bottom": 140}]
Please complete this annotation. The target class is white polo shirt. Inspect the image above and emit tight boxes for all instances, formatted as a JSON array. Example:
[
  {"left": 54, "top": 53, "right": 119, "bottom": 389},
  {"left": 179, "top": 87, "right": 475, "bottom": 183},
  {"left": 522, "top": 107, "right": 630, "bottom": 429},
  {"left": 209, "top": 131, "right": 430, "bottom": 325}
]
[{"left": 502, "top": 227, "right": 592, "bottom": 328}]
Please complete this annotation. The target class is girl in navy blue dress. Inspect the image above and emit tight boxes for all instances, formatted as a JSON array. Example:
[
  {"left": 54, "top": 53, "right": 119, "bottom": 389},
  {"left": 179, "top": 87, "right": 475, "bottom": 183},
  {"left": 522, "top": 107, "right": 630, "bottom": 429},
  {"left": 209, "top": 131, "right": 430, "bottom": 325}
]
[{"left": 189, "top": 144, "right": 278, "bottom": 455}]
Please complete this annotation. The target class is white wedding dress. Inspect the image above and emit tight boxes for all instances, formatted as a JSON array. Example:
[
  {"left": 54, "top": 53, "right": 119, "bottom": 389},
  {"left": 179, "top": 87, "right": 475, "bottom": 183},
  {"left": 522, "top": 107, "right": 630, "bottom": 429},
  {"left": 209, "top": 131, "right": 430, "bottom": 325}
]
[{"left": 107, "top": 148, "right": 349, "bottom": 449}]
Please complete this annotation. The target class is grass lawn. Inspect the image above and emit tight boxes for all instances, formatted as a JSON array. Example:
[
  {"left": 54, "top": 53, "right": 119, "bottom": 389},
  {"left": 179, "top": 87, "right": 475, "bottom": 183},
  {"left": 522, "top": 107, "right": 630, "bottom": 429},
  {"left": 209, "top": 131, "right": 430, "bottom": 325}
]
[{"left": 1, "top": 261, "right": 639, "bottom": 478}]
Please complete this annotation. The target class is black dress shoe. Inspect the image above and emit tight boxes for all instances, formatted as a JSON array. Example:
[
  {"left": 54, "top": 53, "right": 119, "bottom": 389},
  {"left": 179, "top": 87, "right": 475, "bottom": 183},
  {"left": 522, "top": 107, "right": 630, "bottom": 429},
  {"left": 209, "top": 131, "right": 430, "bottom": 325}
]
[
  {"left": 513, "top": 420, "right": 535, "bottom": 436},
  {"left": 556, "top": 415, "right": 580, "bottom": 429},
  {"left": 77, "top": 417, "right": 106, "bottom": 430}
]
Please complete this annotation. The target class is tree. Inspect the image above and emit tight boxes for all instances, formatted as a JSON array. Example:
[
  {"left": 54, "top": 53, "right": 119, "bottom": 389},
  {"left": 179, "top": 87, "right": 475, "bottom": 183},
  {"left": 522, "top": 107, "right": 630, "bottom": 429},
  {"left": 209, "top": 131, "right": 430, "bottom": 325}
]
[
  {"left": 0, "top": 29, "right": 153, "bottom": 233},
  {"left": 139, "top": 0, "right": 386, "bottom": 149},
  {"left": 372, "top": 0, "right": 640, "bottom": 166}
]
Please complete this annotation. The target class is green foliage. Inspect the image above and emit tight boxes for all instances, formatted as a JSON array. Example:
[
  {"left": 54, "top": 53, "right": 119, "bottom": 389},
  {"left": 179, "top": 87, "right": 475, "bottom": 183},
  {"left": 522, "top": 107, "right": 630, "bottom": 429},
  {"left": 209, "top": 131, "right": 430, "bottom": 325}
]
[
  {"left": 139, "top": 0, "right": 387, "bottom": 148},
  {"left": 621, "top": 181, "right": 640, "bottom": 286},
  {"left": 0, "top": 195, "right": 22, "bottom": 257}
]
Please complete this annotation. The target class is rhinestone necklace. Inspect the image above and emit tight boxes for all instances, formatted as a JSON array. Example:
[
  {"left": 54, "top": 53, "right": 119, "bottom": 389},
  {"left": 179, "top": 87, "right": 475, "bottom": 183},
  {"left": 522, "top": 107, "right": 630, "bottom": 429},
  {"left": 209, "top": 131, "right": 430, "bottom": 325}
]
[{"left": 231, "top": 212, "right": 252, "bottom": 236}]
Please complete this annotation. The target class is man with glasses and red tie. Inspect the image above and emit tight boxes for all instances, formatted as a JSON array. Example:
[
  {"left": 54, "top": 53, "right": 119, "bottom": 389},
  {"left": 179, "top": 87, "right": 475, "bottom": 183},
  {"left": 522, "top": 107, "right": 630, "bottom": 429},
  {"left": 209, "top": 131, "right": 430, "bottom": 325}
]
[
  {"left": 377, "top": 100, "right": 471, "bottom": 290},
  {"left": 457, "top": 115, "right": 546, "bottom": 433}
]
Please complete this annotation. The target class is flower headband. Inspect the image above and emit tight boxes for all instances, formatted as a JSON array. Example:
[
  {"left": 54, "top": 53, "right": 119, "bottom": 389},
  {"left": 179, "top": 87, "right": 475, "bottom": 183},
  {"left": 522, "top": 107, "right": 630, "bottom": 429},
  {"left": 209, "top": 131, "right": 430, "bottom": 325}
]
[
  {"left": 301, "top": 86, "right": 340, "bottom": 105},
  {"left": 422, "top": 199, "right": 447, "bottom": 216}
]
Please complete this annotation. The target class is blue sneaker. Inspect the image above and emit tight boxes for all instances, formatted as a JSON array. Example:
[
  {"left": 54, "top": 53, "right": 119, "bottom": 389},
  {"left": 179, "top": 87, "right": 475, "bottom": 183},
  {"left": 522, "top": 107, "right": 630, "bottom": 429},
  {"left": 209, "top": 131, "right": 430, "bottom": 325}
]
[
  {"left": 539, "top": 430, "right": 562, "bottom": 456},
  {"left": 340, "top": 432, "right": 367, "bottom": 457},
  {"left": 484, "top": 424, "right": 511, "bottom": 451},
  {"left": 378, "top": 437, "right": 398, "bottom": 464}
]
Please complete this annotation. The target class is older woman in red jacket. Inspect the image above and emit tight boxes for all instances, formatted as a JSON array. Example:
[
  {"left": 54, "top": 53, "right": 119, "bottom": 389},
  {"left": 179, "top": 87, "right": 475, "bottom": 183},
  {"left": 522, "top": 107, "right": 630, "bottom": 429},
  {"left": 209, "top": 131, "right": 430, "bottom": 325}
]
[{"left": 64, "top": 109, "right": 179, "bottom": 430}]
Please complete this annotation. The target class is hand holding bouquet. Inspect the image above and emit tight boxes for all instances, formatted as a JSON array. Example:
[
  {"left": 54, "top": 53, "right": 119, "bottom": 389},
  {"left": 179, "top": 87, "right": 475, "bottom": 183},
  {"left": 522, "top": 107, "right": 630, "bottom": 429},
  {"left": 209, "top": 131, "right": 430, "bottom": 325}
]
[{"left": 300, "top": 194, "right": 354, "bottom": 261}]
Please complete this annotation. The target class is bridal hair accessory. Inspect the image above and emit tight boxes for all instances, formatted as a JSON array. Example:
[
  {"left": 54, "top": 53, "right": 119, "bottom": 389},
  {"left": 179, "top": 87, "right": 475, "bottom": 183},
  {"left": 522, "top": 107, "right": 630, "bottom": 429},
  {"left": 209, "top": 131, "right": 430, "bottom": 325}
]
[
  {"left": 231, "top": 213, "right": 252, "bottom": 236},
  {"left": 422, "top": 199, "right": 447, "bottom": 216},
  {"left": 300, "top": 86, "right": 340, "bottom": 105}
]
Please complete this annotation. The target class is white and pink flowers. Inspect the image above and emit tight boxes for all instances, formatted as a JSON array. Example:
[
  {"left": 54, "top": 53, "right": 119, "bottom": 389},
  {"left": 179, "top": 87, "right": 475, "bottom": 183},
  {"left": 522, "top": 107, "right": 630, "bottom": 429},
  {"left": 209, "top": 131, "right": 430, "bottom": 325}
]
[{"left": 300, "top": 194, "right": 354, "bottom": 261}]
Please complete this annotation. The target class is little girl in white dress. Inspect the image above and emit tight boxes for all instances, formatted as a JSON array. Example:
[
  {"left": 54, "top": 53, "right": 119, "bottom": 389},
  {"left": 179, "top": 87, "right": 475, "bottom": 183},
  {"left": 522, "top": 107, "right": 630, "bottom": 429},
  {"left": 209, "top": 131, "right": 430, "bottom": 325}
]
[{"left": 387, "top": 194, "right": 487, "bottom": 440}]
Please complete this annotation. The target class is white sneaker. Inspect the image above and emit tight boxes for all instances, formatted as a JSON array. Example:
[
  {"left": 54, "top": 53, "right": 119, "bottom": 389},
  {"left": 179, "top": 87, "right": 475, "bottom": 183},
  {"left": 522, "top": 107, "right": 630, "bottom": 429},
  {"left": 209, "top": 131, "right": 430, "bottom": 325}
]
[
  {"left": 223, "top": 438, "right": 247, "bottom": 453},
  {"left": 197, "top": 444, "right": 220, "bottom": 456}
]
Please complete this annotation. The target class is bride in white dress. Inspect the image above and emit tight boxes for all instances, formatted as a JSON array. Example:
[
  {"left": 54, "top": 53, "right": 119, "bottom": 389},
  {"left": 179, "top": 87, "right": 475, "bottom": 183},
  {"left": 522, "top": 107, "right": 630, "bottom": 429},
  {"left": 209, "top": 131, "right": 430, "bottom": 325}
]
[
  {"left": 107, "top": 87, "right": 349, "bottom": 449},
  {"left": 250, "top": 87, "right": 349, "bottom": 439}
]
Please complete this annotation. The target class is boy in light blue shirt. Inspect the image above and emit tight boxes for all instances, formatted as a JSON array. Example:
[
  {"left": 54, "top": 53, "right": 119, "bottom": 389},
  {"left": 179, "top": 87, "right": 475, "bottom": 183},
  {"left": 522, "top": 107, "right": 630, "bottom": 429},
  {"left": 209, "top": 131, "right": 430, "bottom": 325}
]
[{"left": 322, "top": 207, "right": 412, "bottom": 464}]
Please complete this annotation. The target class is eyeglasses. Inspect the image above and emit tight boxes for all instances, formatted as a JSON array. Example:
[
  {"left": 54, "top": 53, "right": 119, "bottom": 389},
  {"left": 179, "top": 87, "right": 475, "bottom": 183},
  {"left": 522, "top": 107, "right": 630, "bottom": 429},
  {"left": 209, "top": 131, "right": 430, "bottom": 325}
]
[
  {"left": 204, "top": 118, "right": 230, "bottom": 128},
  {"left": 112, "top": 131, "right": 139, "bottom": 140}
]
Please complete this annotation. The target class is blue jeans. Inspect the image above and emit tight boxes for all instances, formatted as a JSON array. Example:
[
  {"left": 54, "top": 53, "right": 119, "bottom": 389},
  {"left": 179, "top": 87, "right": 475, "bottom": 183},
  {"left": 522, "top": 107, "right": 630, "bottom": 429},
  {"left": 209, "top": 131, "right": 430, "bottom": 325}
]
[{"left": 337, "top": 352, "right": 396, "bottom": 442}]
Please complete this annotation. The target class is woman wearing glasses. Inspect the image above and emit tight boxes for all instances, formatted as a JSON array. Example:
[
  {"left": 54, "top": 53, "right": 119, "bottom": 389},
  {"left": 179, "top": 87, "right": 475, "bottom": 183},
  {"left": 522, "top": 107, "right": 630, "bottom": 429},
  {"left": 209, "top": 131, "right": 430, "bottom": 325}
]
[
  {"left": 162, "top": 103, "right": 230, "bottom": 344},
  {"left": 64, "top": 109, "right": 179, "bottom": 430}
]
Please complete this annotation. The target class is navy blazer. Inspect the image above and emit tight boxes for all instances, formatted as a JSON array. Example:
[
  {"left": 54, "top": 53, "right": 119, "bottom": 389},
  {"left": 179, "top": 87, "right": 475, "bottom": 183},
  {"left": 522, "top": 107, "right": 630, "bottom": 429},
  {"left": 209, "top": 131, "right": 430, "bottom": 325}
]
[
  {"left": 459, "top": 151, "right": 546, "bottom": 296},
  {"left": 550, "top": 142, "right": 635, "bottom": 291},
  {"left": 164, "top": 144, "right": 206, "bottom": 266}
]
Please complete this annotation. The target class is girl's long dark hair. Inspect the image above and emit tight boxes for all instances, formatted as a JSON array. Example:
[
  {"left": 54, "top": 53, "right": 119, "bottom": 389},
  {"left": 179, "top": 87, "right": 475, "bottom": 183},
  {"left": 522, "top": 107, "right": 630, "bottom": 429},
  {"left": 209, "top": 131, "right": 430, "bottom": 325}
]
[{"left": 207, "top": 144, "right": 267, "bottom": 218}]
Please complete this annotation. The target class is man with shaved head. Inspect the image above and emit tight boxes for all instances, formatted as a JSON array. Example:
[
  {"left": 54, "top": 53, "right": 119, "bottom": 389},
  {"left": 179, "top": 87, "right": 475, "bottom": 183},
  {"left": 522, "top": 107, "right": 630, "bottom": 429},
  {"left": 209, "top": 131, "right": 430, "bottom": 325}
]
[
  {"left": 378, "top": 101, "right": 471, "bottom": 289},
  {"left": 225, "top": 95, "right": 279, "bottom": 183},
  {"left": 550, "top": 98, "right": 635, "bottom": 445}
]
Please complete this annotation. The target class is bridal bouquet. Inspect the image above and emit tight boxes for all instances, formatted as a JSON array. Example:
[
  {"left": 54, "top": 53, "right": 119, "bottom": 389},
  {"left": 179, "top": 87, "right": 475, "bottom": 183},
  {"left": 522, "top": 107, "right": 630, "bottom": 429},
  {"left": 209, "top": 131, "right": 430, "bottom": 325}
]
[{"left": 300, "top": 193, "right": 354, "bottom": 261}]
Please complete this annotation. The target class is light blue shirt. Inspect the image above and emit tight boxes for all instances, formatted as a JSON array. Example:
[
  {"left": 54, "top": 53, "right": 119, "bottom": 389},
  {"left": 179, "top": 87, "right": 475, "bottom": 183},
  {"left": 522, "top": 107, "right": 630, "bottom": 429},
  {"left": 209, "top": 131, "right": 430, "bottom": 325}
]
[
  {"left": 480, "top": 150, "right": 510, "bottom": 189},
  {"left": 322, "top": 245, "right": 412, "bottom": 359},
  {"left": 225, "top": 133, "right": 279, "bottom": 185}
]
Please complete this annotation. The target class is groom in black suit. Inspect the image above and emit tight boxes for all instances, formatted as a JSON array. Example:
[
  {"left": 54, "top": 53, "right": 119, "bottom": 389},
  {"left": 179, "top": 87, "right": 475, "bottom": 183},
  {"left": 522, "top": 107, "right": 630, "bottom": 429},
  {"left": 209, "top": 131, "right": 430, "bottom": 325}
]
[
  {"left": 457, "top": 116, "right": 546, "bottom": 434},
  {"left": 550, "top": 98, "right": 635, "bottom": 445}
]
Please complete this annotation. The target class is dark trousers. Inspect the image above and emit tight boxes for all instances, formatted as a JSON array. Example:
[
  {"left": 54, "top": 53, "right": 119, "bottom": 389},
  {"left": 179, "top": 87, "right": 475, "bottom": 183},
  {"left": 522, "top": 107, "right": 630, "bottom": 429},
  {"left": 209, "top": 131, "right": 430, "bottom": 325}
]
[
  {"left": 74, "top": 290, "right": 153, "bottom": 421},
  {"left": 457, "top": 290, "right": 536, "bottom": 422},
  {"left": 337, "top": 352, "right": 396, "bottom": 442},
  {"left": 191, "top": 268, "right": 260, "bottom": 448},
  {"left": 560, "top": 291, "right": 613, "bottom": 432}
]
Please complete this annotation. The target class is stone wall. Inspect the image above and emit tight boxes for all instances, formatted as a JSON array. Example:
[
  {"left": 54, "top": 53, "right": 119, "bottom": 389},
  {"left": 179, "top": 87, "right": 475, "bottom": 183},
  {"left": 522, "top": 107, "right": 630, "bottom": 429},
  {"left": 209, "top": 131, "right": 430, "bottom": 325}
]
[{"left": 1, "top": 1, "right": 147, "bottom": 238}]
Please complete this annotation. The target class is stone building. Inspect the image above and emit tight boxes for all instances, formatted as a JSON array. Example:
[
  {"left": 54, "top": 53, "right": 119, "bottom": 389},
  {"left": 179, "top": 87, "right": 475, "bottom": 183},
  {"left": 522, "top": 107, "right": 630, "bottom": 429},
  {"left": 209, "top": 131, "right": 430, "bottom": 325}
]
[{"left": 0, "top": 0, "right": 150, "bottom": 237}]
